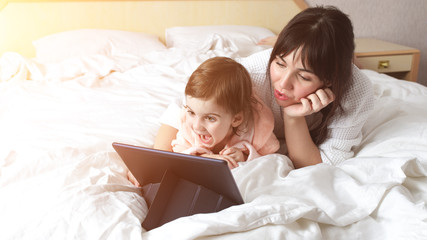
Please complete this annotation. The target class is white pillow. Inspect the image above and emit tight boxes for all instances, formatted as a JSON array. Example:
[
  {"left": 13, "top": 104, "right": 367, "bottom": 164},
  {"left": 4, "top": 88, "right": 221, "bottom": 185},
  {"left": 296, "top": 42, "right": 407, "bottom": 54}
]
[
  {"left": 33, "top": 29, "right": 166, "bottom": 62},
  {"left": 165, "top": 25, "right": 275, "bottom": 57}
]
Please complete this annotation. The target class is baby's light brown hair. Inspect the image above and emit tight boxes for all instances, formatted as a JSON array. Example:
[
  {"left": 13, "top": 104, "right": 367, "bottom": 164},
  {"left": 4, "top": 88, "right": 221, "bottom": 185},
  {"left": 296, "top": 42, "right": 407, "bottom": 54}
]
[{"left": 185, "top": 57, "right": 256, "bottom": 134}]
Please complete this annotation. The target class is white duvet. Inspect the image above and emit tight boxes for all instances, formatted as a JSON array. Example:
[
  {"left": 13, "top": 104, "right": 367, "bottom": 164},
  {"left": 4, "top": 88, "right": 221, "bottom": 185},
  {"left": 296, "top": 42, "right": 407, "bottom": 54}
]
[{"left": 1, "top": 39, "right": 427, "bottom": 240}]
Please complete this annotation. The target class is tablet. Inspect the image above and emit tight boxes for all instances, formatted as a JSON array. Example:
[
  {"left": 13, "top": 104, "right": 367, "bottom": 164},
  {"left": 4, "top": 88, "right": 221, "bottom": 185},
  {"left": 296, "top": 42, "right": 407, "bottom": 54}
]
[{"left": 112, "top": 142, "right": 244, "bottom": 230}]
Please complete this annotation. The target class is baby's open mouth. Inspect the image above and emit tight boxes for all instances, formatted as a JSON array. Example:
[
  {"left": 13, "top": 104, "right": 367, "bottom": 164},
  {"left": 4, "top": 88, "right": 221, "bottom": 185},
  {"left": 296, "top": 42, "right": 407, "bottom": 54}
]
[{"left": 199, "top": 134, "right": 212, "bottom": 144}]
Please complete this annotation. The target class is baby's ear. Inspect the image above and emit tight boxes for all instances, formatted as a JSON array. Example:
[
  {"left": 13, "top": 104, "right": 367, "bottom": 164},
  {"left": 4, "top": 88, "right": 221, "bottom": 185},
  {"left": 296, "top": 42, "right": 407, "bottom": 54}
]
[{"left": 231, "top": 112, "right": 244, "bottom": 127}]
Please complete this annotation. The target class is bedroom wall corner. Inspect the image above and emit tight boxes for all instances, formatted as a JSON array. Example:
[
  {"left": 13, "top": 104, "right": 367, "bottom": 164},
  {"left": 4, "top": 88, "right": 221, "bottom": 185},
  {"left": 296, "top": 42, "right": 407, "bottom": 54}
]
[{"left": 305, "top": 0, "right": 427, "bottom": 87}]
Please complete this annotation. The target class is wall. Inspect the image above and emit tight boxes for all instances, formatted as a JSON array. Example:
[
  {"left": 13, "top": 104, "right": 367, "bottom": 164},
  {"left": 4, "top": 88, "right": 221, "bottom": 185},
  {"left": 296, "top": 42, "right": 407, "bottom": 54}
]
[
  {"left": 305, "top": 0, "right": 427, "bottom": 86},
  {"left": 0, "top": 0, "right": 302, "bottom": 58}
]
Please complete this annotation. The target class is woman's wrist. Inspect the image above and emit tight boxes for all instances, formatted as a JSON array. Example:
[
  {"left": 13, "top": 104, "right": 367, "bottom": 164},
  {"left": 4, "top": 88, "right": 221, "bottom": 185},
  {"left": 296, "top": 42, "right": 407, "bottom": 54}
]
[
  {"left": 281, "top": 107, "right": 304, "bottom": 122},
  {"left": 282, "top": 108, "right": 322, "bottom": 168}
]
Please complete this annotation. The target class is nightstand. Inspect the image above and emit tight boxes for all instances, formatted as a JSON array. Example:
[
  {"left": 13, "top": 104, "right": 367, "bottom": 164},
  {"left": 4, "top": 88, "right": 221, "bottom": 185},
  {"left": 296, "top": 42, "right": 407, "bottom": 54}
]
[{"left": 355, "top": 38, "right": 420, "bottom": 82}]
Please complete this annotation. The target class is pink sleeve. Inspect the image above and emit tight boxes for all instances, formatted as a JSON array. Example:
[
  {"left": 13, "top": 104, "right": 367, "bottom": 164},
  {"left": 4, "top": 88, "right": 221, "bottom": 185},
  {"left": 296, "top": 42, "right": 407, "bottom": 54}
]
[
  {"left": 171, "top": 108, "right": 192, "bottom": 153},
  {"left": 251, "top": 94, "right": 280, "bottom": 155},
  {"left": 226, "top": 93, "right": 279, "bottom": 161},
  {"left": 171, "top": 130, "right": 192, "bottom": 153}
]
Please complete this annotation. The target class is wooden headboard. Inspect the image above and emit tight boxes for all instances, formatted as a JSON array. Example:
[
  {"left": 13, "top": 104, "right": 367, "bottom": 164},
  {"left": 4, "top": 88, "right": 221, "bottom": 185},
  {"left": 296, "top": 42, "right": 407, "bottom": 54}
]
[{"left": 0, "top": 0, "right": 307, "bottom": 58}]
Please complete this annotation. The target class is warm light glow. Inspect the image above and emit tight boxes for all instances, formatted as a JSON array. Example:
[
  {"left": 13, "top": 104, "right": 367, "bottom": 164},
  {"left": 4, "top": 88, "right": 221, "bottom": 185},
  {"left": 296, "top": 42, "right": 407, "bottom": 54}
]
[{"left": 0, "top": 0, "right": 304, "bottom": 58}]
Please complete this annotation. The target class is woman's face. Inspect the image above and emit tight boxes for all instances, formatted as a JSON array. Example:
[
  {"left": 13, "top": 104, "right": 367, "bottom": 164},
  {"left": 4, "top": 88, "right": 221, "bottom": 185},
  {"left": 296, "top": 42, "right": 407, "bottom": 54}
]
[
  {"left": 184, "top": 96, "right": 242, "bottom": 151},
  {"left": 270, "top": 49, "right": 324, "bottom": 108}
]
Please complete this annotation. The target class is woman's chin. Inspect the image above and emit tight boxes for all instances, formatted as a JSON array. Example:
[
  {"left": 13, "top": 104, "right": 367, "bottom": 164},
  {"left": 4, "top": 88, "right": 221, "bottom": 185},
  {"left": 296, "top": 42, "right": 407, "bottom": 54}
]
[
  {"left": 275, "top": 99, "right": 289, "bottom": 107},
  {"left": 275, "top": 99, "right": 297, "bottom": 108}
]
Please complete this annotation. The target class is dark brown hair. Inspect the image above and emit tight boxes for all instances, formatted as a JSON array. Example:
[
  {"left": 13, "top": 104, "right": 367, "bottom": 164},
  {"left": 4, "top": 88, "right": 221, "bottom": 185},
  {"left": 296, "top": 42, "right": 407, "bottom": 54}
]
[
  {"left": 185, "top": 57, "right": 255, "bottom": 134},
  {"left": 268, "top": 6, "right": 355, "bottom": 144}
]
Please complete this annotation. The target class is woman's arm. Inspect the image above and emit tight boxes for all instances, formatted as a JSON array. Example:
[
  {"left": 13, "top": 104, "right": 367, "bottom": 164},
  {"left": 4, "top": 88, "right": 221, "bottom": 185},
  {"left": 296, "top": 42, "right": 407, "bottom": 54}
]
[
  {"left": 257, "top": 36, "right": 278, "bottom": 46},
  {"left": 282, "top": 88, "right": 335, "bottom": 168},
  {"left": 283, "top": 115, "right": 322, "bottom": 168},
  {"left": 153, "top": 124, "right": 178, "bottom": 151}
]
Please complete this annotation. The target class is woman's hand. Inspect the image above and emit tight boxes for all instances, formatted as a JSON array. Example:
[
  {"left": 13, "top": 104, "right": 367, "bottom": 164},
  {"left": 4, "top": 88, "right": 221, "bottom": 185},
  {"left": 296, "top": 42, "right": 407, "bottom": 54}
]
[
  {"left": 257, "top": 36, "right": 278, "bottom": 46},
  {"left": 281, "top": 89, "right": 331, "bottom": 168},
  {"left": 283, "top": 88, "right": 335, "bottom": 117}
]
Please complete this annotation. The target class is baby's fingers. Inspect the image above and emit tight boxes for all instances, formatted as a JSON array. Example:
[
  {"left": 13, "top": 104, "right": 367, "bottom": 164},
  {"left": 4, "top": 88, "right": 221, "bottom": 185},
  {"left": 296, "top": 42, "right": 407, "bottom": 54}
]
[
  {"left": 223, "top": 157, "right": 239, "bottom": 169},
  {"left": 127, "top": 171, "right": 141, "bottom": 187},
  {"left": 220, "top": 148, "right": 234, "bottom": 156}
]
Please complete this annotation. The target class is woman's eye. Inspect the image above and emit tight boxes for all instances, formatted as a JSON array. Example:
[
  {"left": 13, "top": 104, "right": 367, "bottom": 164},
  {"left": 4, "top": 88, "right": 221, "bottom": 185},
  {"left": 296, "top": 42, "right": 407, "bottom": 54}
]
[
  {"left": 274, "top": 57, "right": 286, "bottom": 67},
  {"left": 275, "top": 61, "right": 285, "bottom": 68},
  {"left": 298, "top": 74, "right": 309, "bottom": 81}
]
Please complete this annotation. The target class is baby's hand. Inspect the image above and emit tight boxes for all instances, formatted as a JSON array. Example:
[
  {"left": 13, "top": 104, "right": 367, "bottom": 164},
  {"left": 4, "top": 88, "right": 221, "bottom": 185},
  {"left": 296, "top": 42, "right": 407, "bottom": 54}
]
[
  {"left": 189, "top": 148, "right": 211, "bottom": 156},
  {"left": 127, "top": 171, "right": 141, "bottom": 187},
  {"left": 220, "top": 147, "right": 248, "bottom": 169},
  {"left": 201, "top": 153, "right": 239, "bottom": 169}
]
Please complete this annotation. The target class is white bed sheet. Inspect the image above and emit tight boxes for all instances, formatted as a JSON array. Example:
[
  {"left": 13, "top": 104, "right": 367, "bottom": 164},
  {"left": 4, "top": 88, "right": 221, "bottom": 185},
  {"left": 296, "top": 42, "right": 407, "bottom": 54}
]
[{"left": 1, "top": 37, "right": 427, "bottom": 240}]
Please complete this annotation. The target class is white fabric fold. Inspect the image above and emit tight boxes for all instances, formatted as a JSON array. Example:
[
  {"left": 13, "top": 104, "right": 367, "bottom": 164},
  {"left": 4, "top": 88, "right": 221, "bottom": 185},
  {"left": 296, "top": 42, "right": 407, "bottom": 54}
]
[{"left": 1, "top": 43, "right": 427, "bottom": 240}]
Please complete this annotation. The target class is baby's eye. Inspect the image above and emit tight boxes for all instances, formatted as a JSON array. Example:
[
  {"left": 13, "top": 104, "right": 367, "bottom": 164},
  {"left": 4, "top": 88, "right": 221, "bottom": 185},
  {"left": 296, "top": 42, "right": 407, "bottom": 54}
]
[
  {"left": 186, "top": 110, "right": 195, "bottom": 116},
  {"left": 206, "top": 116, "right": 216, "bottom": 122}
]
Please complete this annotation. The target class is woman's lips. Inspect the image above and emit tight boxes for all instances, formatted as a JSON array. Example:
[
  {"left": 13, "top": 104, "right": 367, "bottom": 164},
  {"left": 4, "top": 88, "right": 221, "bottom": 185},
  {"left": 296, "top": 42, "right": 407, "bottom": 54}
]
[{"left": 274, "top": 89, "right": 289, "bottom": 101}]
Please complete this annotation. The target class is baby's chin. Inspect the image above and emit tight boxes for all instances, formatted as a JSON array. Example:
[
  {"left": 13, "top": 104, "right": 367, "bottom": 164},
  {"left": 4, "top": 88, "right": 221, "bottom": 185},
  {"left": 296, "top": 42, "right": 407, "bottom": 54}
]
[{"left": 194, "top": 133, "right": 214, "bottom": 148}]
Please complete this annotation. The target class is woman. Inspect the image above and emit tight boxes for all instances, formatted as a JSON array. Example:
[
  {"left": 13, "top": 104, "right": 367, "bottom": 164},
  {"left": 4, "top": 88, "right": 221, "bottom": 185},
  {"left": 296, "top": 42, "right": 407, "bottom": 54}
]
[{"left": 155, "top": 6, "right": 374, "bottom": 168}]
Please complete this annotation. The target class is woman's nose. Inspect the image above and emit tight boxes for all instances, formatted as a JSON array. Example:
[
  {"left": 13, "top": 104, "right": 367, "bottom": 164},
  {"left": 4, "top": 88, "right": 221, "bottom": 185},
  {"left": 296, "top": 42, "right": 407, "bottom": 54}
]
[{"left": 279, "top": 72, "right": 293, "bottom": 90}]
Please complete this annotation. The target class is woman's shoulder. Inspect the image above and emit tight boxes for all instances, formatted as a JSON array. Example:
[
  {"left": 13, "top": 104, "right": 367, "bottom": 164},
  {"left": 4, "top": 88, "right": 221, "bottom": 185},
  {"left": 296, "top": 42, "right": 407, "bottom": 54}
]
[
  {"left": 319, "top": 66, "right": 375, "bottom": 164},
  {"left": 333, "top": 65, "right": 374, "bottom": 124},
  {"left": 347, "top": 65, "right": 374, "bottom": 104},
  {"left": 351, "top": 65, "right": 373, "bottom": 91},
  {"left": 235, "top": 48, "right": 272, "bottom": 73},
  {"left": 236, "top": 49, "right": 273, "bottom": 103}
]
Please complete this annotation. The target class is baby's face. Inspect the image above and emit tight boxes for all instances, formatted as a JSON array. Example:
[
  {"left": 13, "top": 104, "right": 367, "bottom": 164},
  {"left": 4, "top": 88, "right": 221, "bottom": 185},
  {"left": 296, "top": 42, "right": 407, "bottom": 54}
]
[{"left": 184, "top": 96, "right": 239, "bottom": 151}]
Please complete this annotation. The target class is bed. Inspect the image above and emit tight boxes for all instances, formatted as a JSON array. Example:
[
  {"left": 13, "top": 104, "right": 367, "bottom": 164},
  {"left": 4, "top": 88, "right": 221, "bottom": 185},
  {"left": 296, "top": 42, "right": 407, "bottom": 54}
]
[{"left": 1, "top": 0, "right": 426, "bottom": 239}]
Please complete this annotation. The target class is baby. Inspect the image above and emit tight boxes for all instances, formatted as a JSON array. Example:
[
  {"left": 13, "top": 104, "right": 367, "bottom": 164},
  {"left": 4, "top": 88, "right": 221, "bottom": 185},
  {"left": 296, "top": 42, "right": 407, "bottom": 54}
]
[{"left": 172, "top": 57, "right": 279, "bottom": 168}]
